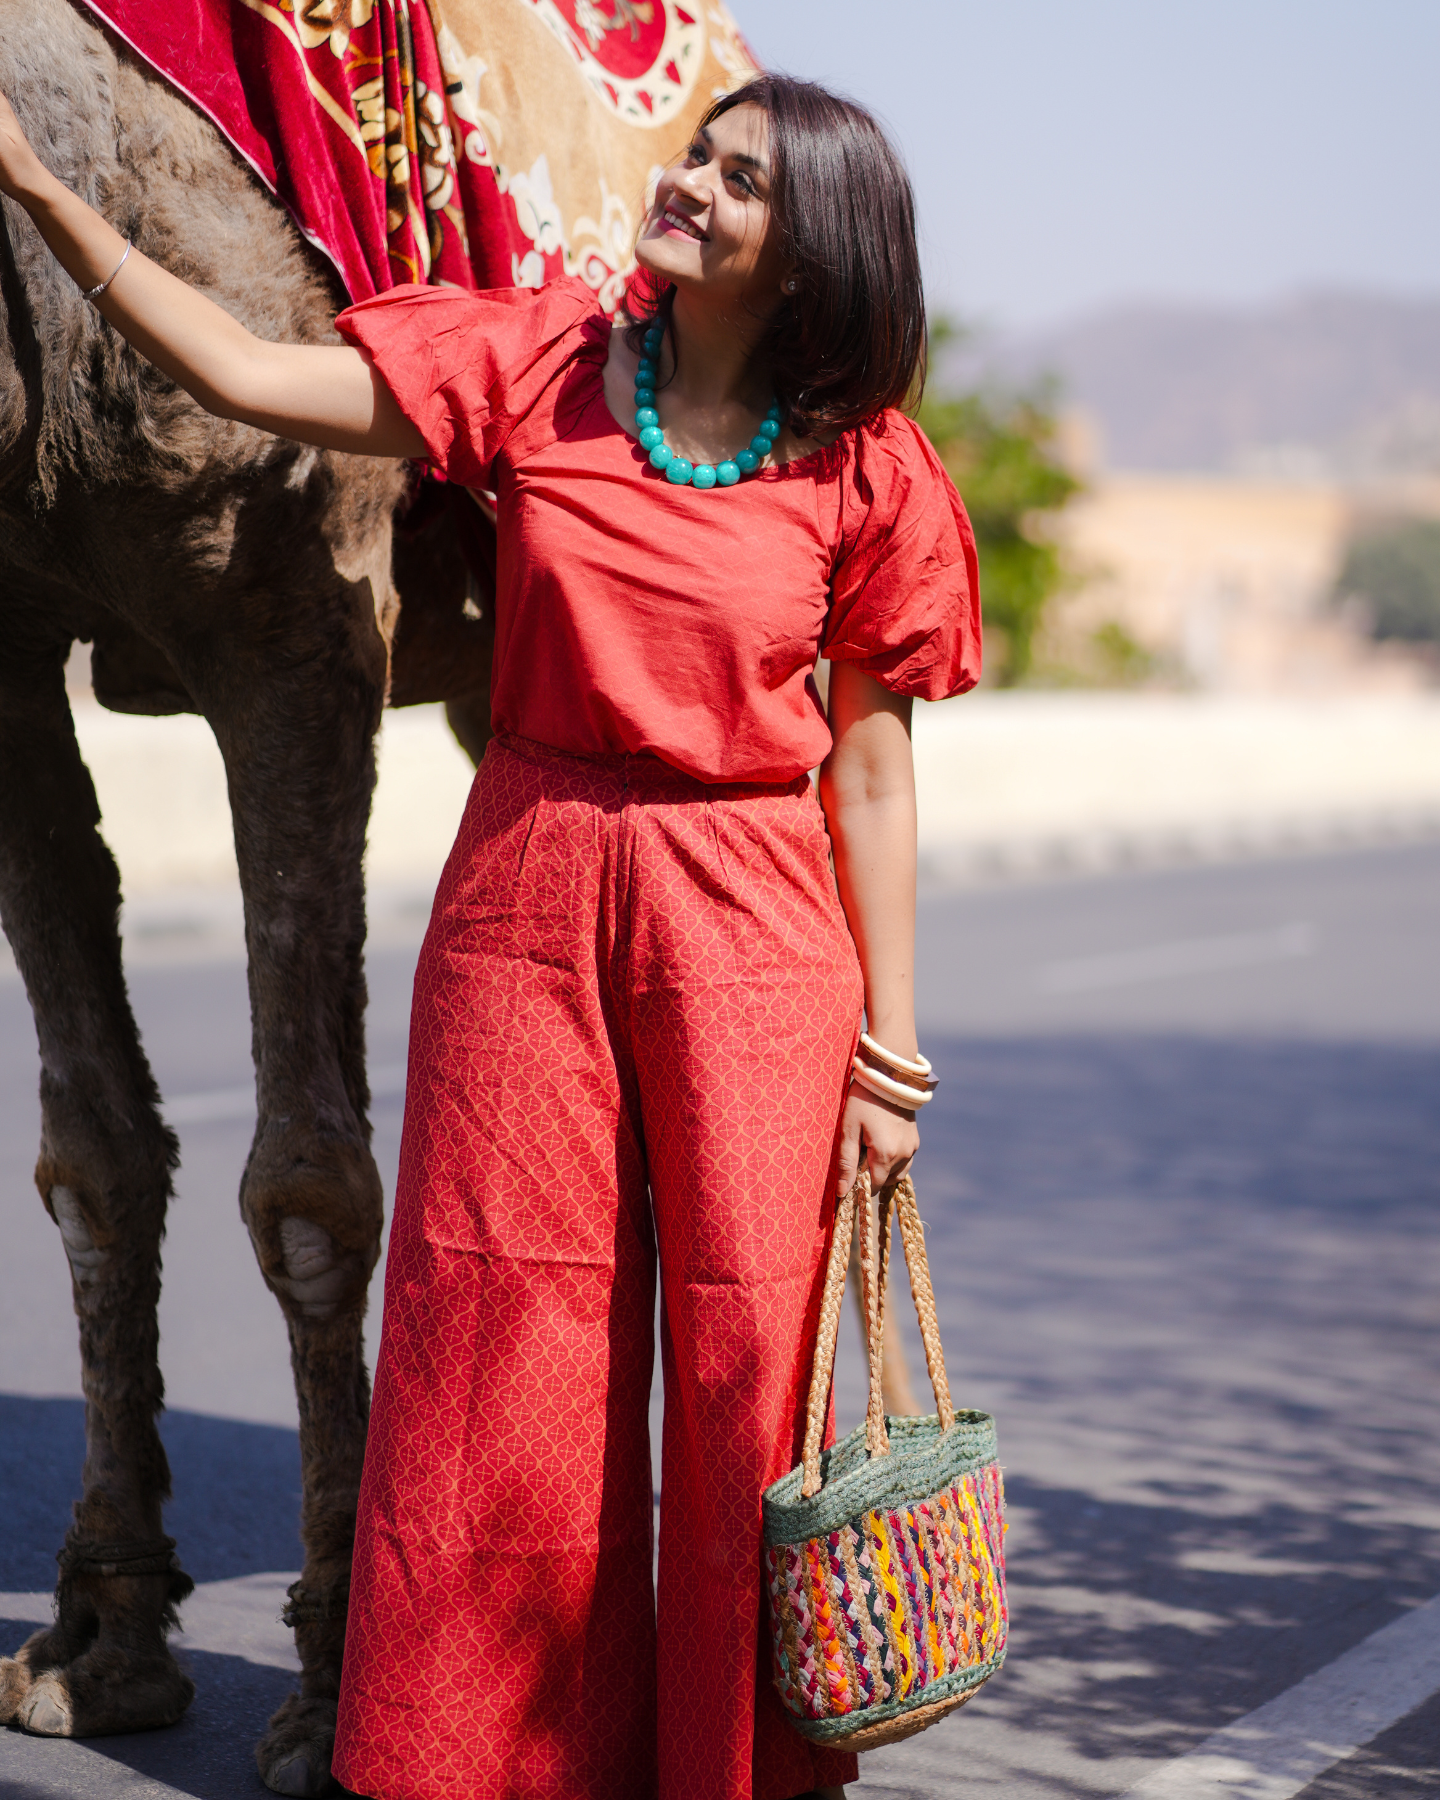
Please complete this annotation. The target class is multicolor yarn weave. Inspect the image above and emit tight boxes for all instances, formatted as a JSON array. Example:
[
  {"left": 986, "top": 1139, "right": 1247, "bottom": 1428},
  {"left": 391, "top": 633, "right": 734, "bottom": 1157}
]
[
  {"left": 764, "top": 1458, "right": 1007, "bottom": 1738},
  {"left": 762, "top": 1171, "right": 1006, "bottom": 1747}
]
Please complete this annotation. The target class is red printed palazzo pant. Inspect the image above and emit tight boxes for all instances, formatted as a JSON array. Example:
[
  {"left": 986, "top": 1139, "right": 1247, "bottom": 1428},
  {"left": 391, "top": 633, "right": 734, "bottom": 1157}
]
[{"left": 333, "top": 734, "right": 864, "bottom": 1800}]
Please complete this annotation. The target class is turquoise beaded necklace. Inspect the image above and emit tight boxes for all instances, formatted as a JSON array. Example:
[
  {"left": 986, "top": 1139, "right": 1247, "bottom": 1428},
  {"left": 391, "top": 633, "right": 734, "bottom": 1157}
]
[{"left": 633, "top": 322, "right": 784, "bottom": 489}]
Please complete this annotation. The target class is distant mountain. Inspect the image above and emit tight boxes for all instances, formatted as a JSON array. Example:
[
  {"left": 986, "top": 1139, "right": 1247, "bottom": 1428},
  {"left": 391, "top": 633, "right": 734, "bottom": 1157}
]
[{"left": 952, "top": 292, "right": 1440, "bottom": 477}]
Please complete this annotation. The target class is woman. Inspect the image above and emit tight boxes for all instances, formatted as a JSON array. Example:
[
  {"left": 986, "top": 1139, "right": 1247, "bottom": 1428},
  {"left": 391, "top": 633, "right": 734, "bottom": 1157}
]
[{"left": 0, "top": 71, "right": 979, "bottom": 1800}]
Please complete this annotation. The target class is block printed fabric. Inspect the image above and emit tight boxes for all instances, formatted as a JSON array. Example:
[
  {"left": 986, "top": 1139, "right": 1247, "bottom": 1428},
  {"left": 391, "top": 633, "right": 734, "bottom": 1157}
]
[{"left": 333, "top": 733, "right": 865, "bottom": 1799}]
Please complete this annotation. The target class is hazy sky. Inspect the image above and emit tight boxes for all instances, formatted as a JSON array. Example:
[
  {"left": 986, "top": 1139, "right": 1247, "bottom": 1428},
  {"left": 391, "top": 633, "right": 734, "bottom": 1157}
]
[{"left": 729, "top": 1, "right": 1440, "bottom": 331}]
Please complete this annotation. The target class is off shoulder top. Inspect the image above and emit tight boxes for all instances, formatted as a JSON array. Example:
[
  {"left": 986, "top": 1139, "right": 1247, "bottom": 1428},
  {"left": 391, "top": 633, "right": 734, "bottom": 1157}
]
[{"left": 337, "top": 277, "right": 982, "bottom": 785}]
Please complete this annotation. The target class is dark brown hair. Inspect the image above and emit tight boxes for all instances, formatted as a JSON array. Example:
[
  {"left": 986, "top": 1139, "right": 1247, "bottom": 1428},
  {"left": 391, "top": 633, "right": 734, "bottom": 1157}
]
[{"left": 627, "top": 74, "right": 927, "bottom": 438}]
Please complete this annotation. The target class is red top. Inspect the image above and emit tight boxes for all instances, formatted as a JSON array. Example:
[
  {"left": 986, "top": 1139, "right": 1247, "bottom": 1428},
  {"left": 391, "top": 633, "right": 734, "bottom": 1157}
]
[{"left": 337, "top": 278, "right": 982, "bottom": 785}]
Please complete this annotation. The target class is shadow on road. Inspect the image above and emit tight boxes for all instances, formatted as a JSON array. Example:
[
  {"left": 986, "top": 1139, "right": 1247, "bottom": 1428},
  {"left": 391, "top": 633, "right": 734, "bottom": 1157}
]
[
  {"left": 1, "top": 1406, "right": 307, "bottom": 1797},
  {"left": 995, "top": 1470, "right": 1440, "bottom": 1771},
  {"left": 0, "top": 1646, "right": 294, "bottom": 1799},
  {"left": 0, "top": 1398, "right": 302, "bottom": 1593},
  {"left": 853, "top": 1030, "right": 1440, "bottom": 1794},
  {"left": 921, "top": 1032, "right": 1440, "bottom": 1215}
]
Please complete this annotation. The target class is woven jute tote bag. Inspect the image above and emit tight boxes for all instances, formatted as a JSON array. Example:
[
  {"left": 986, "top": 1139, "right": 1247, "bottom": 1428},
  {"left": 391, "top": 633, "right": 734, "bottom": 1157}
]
[{"left": 762, "top": 1169, "right": 1007, "bottom": 1752}]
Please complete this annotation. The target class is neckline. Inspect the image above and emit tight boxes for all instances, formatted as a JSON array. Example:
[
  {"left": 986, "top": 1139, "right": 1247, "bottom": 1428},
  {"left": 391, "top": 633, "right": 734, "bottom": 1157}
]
[
  {"left": 582, "top": 311, "right": 856, "bottom": 484},
  {"left": 593, "top": 371, "right": 854, "bottom": 483}
]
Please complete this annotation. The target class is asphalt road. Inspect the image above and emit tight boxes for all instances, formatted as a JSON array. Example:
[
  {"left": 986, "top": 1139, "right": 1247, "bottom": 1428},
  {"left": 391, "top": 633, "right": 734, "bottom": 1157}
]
[{"left": 2, "top": 841, "right": 1438, "bottom": 1798}]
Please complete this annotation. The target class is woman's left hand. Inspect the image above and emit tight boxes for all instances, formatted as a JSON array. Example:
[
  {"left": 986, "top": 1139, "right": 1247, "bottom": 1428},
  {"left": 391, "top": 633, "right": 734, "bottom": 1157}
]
[{"left": 836, "top": 1080, "right": 919, "bottom": 1196}]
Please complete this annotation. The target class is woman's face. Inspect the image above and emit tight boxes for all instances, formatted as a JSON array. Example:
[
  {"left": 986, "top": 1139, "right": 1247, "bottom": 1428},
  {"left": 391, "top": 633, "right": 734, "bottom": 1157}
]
[{"left": 635, "top": 103, "right": 789, "bottom": 311}]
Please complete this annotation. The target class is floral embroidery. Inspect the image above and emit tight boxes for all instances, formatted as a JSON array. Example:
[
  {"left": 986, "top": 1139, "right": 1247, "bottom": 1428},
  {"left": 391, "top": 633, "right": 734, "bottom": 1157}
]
[{"left": 292, "top": 0, "right": 376, "bottom": 60}]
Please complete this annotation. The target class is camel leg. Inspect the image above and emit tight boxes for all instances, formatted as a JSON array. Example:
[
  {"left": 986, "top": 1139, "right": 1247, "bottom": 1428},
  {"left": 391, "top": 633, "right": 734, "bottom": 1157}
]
[
  {"left": 0, "top": 641, "right": 194, "bottom": 1737},
  {"left": 443, "top": 688, "right": 492, "bottom": 765},
  {"left": 204, "top": 638, "right": 385, "bottom": 1799}
]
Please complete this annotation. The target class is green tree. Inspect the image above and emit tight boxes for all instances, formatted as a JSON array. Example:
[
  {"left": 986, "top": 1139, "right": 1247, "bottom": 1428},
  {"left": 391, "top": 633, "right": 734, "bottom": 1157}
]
[
  {"left": 1334, "top": 517, "right": 1440, "bottom": 644},
  {"left": 916, "top": 323, "right": 1079, "bottom": 684}
]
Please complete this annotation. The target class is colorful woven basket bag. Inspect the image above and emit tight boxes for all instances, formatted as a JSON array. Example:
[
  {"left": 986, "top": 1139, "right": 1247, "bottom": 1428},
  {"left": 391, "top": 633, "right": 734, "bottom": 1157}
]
[{"left": 762, "top": 1169, "right": 1007, "bottom": 1752}]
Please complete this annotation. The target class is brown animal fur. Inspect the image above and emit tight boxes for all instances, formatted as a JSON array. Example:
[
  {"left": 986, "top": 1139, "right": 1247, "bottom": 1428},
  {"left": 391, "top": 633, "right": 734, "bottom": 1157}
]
[{"left": 0, "top": 2, "right": 490, "bottom": 1790}]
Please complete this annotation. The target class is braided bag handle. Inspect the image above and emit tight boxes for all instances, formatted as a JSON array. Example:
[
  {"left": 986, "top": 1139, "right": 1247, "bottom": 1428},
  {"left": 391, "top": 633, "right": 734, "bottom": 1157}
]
[{"left": 800, "top": 1169, "right": 955, "bottom": 1498}]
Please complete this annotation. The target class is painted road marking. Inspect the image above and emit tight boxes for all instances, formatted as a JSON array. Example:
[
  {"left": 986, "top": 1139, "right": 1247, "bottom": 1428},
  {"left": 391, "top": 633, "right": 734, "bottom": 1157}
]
[
  {"left": 1036, "top": 922, "right": 1317, "bottom": 994},
  {"left": 1126, "top": 1593, "right": 1440, "bottom": 1798}
]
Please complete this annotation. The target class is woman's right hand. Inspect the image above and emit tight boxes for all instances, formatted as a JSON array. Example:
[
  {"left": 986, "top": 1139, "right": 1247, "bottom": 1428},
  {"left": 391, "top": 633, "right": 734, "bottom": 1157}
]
[
  {"left": 0, "top": 91, "right": 48, "bottom": 204},
  {"left": 0, "top": 85, "right": 422, "bottom": 458}
]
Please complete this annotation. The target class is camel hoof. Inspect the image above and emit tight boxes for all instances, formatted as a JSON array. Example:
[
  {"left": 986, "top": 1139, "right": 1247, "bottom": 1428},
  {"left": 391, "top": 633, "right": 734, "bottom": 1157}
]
[
  {"left": 19, "top": 1676, "right": 73, "bottom": 1737},
  {"left": 269, "top": 1755, "right": 323, "bottom": 1797},
  {"left": 0, "top": 1654, "right": 32, "bottom": 1725},
  {"left": 6, "top": 1644, "right": 191, "bottom": 1738},
  {"left": 258, "top": 1692, "right": 337, "bottom": 1796}
]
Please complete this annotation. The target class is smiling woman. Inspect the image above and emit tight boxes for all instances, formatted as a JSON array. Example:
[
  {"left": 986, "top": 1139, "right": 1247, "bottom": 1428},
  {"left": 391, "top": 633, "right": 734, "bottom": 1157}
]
[
  {"left": 628, "top": 76, "right": 926, "bottom": 444},
  {"left": 0, "top": 66, "right": 981, "bottom": 1800}
]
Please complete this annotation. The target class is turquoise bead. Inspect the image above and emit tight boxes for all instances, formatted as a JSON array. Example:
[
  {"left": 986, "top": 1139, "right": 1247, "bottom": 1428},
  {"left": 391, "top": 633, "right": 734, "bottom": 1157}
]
[
  {"left": 644, "top": 329, "right": 662, "bottom": 351},
  {"left": 627, "top": 390, "right": 783, "bottom": 491},
  {"left": 637, "top": 360, "right": 658, "bottom": 384}
]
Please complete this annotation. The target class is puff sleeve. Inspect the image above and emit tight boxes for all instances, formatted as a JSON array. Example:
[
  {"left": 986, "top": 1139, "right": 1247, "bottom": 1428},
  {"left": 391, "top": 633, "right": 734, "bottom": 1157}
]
[
  {"left": 334, "top": 277, "right": 603, "bottom": 487},
  {"left": 822, "top": 413, "right": 983, "bottom": 698}
]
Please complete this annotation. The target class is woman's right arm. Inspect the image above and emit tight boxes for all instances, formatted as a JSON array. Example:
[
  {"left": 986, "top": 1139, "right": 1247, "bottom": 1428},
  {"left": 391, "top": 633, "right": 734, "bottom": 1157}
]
[{"left": 0, "top": 93, "right": 425, "bottom": 459}]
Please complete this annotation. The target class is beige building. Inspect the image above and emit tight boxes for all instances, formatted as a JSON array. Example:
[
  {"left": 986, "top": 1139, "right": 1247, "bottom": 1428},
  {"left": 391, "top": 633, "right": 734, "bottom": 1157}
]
[{"left": 1045, "top": 466, "right": 1440, "bottom": 693}]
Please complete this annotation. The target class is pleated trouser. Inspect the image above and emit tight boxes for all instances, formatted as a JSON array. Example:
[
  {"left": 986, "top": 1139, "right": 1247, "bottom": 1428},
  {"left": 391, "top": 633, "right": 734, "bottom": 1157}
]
[{"left": 333, "top": 732, "right": 864, "bottom": 1800}]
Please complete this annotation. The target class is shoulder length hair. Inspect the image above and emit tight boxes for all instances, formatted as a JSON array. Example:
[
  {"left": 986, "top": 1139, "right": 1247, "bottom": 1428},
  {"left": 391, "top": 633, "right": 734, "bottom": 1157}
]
[{"left": 627, "top": 74, "right": 927, "bottom": 438}]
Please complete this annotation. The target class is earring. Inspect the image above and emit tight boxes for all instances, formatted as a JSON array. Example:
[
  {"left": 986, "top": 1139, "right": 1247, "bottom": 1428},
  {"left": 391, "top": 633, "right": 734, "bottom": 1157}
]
[{"left": 786, "top": 279, "right": 798, "bottom": 293}]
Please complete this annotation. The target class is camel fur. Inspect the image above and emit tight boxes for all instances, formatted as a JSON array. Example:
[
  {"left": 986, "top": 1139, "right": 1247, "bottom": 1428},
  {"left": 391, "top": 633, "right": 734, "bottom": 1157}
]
[{"left": 0, "top": 4, "right": 460, "bottom": 1791}]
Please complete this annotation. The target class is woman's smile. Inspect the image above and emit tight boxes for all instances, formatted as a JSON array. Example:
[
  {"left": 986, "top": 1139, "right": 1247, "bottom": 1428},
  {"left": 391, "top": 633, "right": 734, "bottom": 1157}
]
[{"left": 657, "top": 204, "right": 707, "bottom": 242}]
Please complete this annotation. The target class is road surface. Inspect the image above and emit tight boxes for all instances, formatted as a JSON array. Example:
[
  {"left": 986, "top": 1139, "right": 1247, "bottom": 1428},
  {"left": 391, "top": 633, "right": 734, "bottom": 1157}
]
[{"left": 2, "top": 842, "right": 1438, "bottom": 1796}]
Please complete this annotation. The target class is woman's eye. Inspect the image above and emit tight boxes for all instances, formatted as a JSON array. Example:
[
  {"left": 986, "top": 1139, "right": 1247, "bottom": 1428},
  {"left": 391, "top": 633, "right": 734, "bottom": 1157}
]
[{"left": 729, "top": 171, "right": 754, "bottom": 195}]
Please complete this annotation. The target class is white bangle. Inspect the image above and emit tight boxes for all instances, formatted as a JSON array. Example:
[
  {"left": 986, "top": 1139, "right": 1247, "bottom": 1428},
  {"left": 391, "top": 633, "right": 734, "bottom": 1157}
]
[
  {"left": 851, "top": 1056, "right": 933, "bottom": 1109},
  {"left": 859, "top": 1031, "right": 933, "bottom": 1083},
  {"left": 82, "top": 240, "right": 131, "bottom": 303}
]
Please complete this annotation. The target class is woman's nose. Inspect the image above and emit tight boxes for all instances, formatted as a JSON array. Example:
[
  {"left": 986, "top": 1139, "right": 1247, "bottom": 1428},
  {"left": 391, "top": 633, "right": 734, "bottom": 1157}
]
[{"left": 670, "top": 162, "right": 710, "bottom": 206}]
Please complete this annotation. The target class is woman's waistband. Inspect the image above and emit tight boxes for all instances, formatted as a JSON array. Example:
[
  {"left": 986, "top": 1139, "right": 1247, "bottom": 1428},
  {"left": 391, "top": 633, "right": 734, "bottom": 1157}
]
[{"left": 491, "top": 731, "right": 811, "bottom": 800}]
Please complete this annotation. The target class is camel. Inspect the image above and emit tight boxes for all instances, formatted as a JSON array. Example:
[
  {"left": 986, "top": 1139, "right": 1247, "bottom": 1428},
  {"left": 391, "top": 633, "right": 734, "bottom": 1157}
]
[{"left": 0, "top": 0, "right": 756, "bottom": 1789}]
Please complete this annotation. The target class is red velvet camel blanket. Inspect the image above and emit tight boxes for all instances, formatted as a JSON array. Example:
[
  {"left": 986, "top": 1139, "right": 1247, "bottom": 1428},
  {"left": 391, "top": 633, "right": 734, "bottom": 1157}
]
[
  {"left": 80, "top": 0, "right": 510, "bottom": 301},
  {"left": 78, "top": 1, "right": 757, "bottom": 310}
]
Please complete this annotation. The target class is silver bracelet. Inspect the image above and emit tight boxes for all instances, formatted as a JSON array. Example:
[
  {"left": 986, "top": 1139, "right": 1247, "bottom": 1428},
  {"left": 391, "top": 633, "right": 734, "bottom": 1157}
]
[{"left": 82, "top": 240, "right": 131, "bottom": 303}]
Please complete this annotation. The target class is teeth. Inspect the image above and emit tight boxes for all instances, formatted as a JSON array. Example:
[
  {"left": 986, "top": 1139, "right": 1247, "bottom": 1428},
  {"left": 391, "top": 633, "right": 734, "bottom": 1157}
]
[{"left": 663, "top": 207, "right": 703, "bottom": 240}]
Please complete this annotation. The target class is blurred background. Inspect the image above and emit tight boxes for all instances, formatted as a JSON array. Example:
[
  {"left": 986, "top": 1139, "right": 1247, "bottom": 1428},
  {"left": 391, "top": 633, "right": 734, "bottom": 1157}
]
[{"left": 752, "top": 0, "right": 1440, "bottom": 704}]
